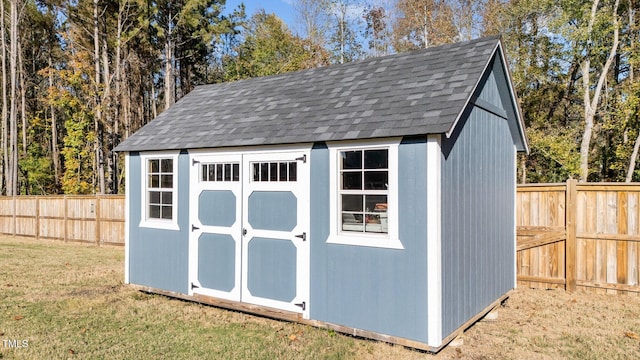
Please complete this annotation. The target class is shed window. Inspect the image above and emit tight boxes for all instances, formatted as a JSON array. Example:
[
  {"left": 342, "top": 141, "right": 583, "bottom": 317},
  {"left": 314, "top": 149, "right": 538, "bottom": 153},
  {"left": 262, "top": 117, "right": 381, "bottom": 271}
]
[
  {"left": 140, "top": 152, "right": 179, "bottom": 230},
  {"left": 340, "top": 149, "right": 388, "bottom": 234},
  {"left": 147, "top": 158, "right": 174, "bottom": 220},
  {"left": 327, "top": 139, "right": 403, "bottom": 249}
]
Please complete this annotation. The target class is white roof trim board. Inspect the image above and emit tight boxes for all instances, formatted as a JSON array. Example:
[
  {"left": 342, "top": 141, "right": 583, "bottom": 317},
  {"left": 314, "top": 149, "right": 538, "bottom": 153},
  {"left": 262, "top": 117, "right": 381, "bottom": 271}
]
[{"left": 115, "top": 36, "right": 527, "bottom": 153}]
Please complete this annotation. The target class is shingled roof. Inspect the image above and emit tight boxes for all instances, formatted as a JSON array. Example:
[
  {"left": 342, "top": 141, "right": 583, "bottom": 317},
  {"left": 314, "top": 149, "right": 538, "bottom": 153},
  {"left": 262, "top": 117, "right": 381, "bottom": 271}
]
[{"left": 116, "top": 36, "right": 507, "bottom": 152}]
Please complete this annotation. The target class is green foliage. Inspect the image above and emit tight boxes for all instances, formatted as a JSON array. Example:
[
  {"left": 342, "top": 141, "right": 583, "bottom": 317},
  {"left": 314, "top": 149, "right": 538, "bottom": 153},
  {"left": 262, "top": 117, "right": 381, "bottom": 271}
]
[
  {"left": 44, "top": 41, "right": 98, "bottom": 194},
  {"left": 494, "top": 0, "right": 640, "bottom": 182},
  {"left": 224, "top": 11, "right": 327, "bottom": 80},
  {"left": 2, "top": 0, "right": 640, "bottom": 193},
  {"left": 61, "top": 113, "right": 95, "bottom": 194},
  {"left": 18, "top": 116, "right": 55, "bottom": 195}
]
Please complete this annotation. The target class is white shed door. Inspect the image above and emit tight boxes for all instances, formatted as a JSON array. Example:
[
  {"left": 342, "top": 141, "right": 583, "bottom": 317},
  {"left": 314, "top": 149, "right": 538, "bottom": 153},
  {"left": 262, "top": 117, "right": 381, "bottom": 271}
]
[
  {"left": 189, "top": 150, "right": 310, "bottom": 317},
  {"left": 241, "top": 151, "right": 310, "bottom": 316},
  {"left": 189, "top": 154, "right": 242, "bottom": 302}
]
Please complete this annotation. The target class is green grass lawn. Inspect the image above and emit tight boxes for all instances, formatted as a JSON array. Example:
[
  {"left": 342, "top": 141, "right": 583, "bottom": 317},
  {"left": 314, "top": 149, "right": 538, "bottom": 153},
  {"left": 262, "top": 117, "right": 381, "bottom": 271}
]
[
  {"left": 0, "top": 237, "right": 410, "bottom": 359},
  {"left": 2, "top": 236, "right": 640, "bottom": 359}
]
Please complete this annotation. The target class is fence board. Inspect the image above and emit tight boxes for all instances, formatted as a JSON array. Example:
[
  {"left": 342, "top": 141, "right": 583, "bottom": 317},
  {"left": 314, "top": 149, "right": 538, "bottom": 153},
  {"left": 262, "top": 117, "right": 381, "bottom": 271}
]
[{"left": 518, "top": 182, "right": 640, "bottom": 295}]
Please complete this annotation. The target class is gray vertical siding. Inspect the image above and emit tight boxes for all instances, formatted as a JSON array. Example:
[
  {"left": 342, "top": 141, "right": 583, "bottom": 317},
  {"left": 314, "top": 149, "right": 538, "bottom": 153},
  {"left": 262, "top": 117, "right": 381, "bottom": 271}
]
[
  {"left": 310, "top": 139, "right": 429, "bottom": 343},
  {"left": 128, "top": 151, "right": 190, "bottom": 294},
  {"left": 477, "top": 70, "right": 504, "bottom": 111},
  {"left": 441, "top": 76, "right": 516, "bottom": 337}
]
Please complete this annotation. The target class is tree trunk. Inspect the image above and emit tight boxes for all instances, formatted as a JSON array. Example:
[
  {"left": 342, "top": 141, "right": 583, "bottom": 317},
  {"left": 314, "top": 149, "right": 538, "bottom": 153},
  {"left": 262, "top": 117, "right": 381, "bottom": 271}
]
[
  {"left": 18, "top": 41, "right": 25, "bottom": 158},
  {"left": 9, "top": 0, "right": 18, "bottom": 195},
  {"left": 578, "top": 0, "right": 620, "bottom": 182},
  {"left": 151, "top": 83, "right": 158, "bottom": 119},
  {"left": 520, "top": 155, "right": 526, "bottom": 184},
  {"left": 627, "top": 129, "right": 640, "bottom": 182},
  {"left": 1, "top": 0, "right": 8, "bottom": 194},
  {"left": 102, "top": 31, "right": 112, "bottom": 193},
  {"left": 164, "top": 28, "right": 174, "bottom": 110},
  {"left": 112, "top": 9, "right": 123, "bottom": 194},
  {"left": 49, "top": 55, "right": 59, "bottom": 187},
  {"left": 94, "top": 0, "right": 105, "bottom": 194}
]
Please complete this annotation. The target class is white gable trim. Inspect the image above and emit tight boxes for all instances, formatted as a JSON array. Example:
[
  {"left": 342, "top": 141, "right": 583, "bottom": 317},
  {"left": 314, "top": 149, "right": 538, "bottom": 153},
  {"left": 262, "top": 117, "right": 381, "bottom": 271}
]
[
  {"left": 497, "top": 41, "right": 530, "bottom": 153},
  {"left": 446, "top": 42, "right": 499, "bottom": 140},
  {"left": 445, "top": 41, "right": 529, "bottom": 154}
]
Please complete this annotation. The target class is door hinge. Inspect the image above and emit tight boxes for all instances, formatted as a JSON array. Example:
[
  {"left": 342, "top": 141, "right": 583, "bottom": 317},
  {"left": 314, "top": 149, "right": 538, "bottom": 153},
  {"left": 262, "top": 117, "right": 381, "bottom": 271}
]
[
  {"left": 191, "top": 282, "right": 199, "bottom": 289},
  {"left": 192, "top": 158, "right": 200, "bottom": 166},
  {"left": 191, "top": 224, "right": 200, "bottom": 232},
  {"left": 294, "top": 301, "right": 306, "bottom": 310},
  {"left": 295, "top": 154, "right": 306, "bottom": 163},
  {"left": 295, "top": 232, "right": 306, "bottom": 241}
]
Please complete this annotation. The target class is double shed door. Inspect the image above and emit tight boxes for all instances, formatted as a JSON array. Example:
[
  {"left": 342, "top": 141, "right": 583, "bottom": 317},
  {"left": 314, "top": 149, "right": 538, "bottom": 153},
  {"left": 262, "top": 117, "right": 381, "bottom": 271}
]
[{"left": 189, "top": 149, "right": 310, "bottom": 316}]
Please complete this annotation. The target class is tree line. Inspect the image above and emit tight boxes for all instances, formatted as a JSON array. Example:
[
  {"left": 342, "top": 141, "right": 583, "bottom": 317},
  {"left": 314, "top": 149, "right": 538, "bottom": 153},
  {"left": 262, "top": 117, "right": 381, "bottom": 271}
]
[{"left": 0, "top": 0, "right": 638, "bottom": 195}]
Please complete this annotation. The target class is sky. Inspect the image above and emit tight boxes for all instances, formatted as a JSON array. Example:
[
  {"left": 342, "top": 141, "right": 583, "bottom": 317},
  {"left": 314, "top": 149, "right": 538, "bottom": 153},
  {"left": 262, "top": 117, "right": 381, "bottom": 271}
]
[{"left": 225, "top": 0, "right": 297, "bottom": 33}]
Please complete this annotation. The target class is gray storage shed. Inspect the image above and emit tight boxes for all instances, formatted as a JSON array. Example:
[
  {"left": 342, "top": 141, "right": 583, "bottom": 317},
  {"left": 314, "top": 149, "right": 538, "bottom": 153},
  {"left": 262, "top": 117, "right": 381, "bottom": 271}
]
[{"left": 115, "top": 36, "right": 528, "bottom": 351}]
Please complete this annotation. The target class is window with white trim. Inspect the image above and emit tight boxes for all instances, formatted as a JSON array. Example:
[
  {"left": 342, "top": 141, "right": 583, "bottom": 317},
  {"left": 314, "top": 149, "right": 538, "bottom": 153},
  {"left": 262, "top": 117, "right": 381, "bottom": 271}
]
[
  {"left": 328, "top": 140, "right": 403, "bottom": 249},
  {"left": 148, "top": 158, "right": 174, "bottom": 219},
  {"left": 140, "top": 153, "right": 179, "bottom": 230}
]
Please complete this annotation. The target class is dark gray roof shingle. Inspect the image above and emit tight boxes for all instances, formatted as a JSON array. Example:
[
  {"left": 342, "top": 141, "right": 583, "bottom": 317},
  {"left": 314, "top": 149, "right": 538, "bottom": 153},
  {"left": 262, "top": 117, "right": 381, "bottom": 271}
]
[{"left": 115, "top": 36, "right": 500, "bottom": 152}]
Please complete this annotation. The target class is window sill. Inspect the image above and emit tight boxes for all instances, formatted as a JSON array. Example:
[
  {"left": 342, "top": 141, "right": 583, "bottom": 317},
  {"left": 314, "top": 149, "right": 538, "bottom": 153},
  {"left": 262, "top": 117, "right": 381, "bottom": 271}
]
[
  {"left": 326, "top": 234, "right": 404, "bottom": 250},
  {"left": 139, "top": 219, "right": 180, "bottom": 231}
]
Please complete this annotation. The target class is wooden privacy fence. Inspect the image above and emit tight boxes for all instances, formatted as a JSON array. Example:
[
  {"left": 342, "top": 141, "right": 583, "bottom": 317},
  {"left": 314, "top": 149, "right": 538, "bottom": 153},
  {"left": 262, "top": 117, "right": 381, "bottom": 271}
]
[
  {"left": 0, "top": 195, "right": 125, "bottom": 245},
  {"left": 2, "top": 186, "right": 640, "bottom": 293},
  {"left": 517, "top": 180, "right": 640, "bottom": 294}
]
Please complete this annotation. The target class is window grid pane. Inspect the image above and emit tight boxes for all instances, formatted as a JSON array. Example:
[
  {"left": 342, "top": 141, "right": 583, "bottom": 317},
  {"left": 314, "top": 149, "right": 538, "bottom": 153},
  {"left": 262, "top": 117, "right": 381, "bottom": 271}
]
[
  {"left": 289, "top": 162, "right": 297, "bottom": 181},
  {"left": 249, "top": 161, "right": 298, "bottom": 182},
  {"left": 233, "top": 164, "right": 240, "bottom": 181},
  {"left": 224, "top": 164, "right": 232, "bottom": 181},
  {"left": 339, "top": 148, "right": 388, "bottom": 234},
  {"left": 147, "top": 157, "right": 174, "bottom": 220},
  {"left": 200, "top": 162, "right": 239, "bottom": 182},
  {"left": 279, "top": 163, "right": 288, "bottom": 181}
]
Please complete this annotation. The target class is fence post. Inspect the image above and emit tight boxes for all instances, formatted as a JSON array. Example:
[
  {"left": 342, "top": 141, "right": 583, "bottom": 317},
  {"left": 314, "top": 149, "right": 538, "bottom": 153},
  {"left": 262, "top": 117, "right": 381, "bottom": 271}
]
[
  {"left": 12, "top": 196, "right": 16, "bottom": 236},
  {"left": 565, "top": 179, "right": 578, "bottom": 292},
  {"left": 95, "top": 196, "right": 101, "bottom": 245},
  {"left": 35, "top": 197, "right": 40, "bottom": 240},
  {"left": 64, "top": 196, "right": 68, "bottom": 242}
]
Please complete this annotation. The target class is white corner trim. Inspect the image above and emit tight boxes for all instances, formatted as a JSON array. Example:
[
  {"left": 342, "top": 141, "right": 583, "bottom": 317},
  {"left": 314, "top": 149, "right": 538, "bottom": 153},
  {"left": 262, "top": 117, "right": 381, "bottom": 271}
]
[
  {"left": 327, "top": 138, "right": 403, "bottom": 250},
  {"left": 513, "top": 144, "right": 518, "bottom": 288},
  {"left": 139, "top": 151, "right": 180, "bottom": 231},
  {"left": 426, "top": 134, "right": 442, "bottom": 347},
  {"left": 124, "top": 153, "right": 130, "bottom": 284}
]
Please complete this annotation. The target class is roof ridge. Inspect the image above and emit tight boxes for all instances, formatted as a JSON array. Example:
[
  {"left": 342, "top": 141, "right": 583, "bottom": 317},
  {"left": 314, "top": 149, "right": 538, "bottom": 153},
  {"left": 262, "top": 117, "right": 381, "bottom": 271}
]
[{"left": 194, "top": 36, "right": 502, "bottom": 91}]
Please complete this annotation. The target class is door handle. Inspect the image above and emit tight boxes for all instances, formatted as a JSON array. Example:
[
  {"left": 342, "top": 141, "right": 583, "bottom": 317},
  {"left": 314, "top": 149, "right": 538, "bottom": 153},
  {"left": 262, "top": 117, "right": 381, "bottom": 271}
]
[
  {"left": 191, "top": 224, "right": 200, "bottom": 232},
  {"left": 295, "top": 232, "right": 306, "bottom": 241},
  {"left": 242, "top": 228, "right": 247, "bottom": 236}
]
